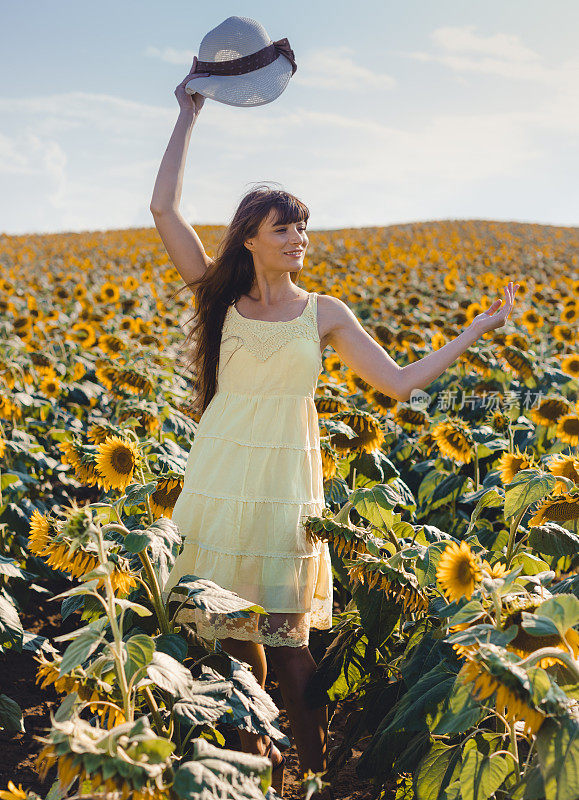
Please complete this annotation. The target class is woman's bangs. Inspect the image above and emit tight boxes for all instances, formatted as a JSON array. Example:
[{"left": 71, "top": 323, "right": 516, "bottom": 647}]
[{"left": 270, "top": 197, "right": 310, "bottom": 227}]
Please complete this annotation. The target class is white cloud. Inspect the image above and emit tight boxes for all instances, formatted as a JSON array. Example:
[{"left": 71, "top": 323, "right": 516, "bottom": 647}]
[
  {"left": 409, "top": 24, "right": 553, "bottom": 82},
  {"left": 145, "top": 45, "right": 195, "bottom": 66},
  {"left": 294, "top": 46, "right": 395, "bottom": 90}
]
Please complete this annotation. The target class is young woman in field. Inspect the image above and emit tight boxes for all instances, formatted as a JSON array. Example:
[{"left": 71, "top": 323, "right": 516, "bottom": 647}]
[{"left": 149, "top": 57, "right": 520, "bottom": 796}]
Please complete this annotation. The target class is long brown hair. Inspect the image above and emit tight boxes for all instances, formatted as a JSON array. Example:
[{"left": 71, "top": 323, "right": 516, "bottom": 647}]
[{"left": 174, "top": 183, "right": 310, "bottom": 417}]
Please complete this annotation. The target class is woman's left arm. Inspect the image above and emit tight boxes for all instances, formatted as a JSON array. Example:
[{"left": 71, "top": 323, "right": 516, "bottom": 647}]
[{"left": 325, "top": 281, "right": 520, "bottom": 403}]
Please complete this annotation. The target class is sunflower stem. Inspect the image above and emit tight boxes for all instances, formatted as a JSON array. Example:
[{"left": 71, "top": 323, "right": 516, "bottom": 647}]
[
  {"left": 508, "top": 718, "right": 519, "bottom": 767},
  {"left": 505, "top": 507, "right": 526, "bottom": 570},
  {"left": 474, "top": 447, "right": 480, "bottom": 492},
  {"left": 141, "top": 685, "right": 166, "bottom": 736},
  {"left": 140, "top": 548, "right": 171, "bottom": 635},
  {"left": 508, "top": 425, "right": 514, "bottom": 453},
  {"left": 95, "top": 525, "right": 133, "bottom": 722}
]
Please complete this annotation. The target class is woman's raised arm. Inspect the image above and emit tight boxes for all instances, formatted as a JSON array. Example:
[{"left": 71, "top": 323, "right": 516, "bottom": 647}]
[
  {"left": 150, "top": 57, "right": 213, "bottom": 287},
  {"left": 325, "top": 282, "right": 520, "bottom": 402}
]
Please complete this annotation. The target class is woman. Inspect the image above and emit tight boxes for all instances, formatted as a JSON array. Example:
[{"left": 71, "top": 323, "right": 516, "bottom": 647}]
[{"left": 150, "top": 57, "right": 520, "bottom": 795}]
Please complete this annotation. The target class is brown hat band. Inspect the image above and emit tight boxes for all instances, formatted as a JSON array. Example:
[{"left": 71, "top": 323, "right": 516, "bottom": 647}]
[{"left": 194, "top": 37, "right": 297, "bottom": 77}]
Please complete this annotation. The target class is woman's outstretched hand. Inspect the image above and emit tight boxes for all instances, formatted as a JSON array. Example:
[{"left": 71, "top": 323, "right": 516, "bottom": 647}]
[
  {"left": 175, "top": 55, "right": 210, "bottom": 115},
  {"left": 470, "top": 281, "right": 520, "bottom": 334}
]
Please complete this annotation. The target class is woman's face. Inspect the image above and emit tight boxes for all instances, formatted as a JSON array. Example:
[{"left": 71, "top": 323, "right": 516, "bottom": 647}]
[{"left": 245, "top": 209, "right": 308, "bottom": 270}]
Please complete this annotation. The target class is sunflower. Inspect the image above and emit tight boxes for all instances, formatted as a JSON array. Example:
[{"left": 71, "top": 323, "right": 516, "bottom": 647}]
[
  {"left": 0, "top": 394, "right": 20, "bottom": 421},
  {"left": 520, "top": 309, "right": 544, "bottom": 331},
  {"left": 528, "top": 491, "right": 579, "bottom": 527},
  {"left": 436, "top": 540, "right": 482, "bottom": 603},
  {"left": 561, "top": 303, "right": 578, "bottom": 324},
  {"left": 29, "top": 351, "right": 54, "bottom": 374},
  {"left": 505, "top": 332, "right": 529, "bottom": 349},
  {"left": 0, "top": 782, "right": 28, "bottom": 800},
  {"left": 98, "top": 281, "right": 121, "bottom": 303},
  {"left": 124, "top": 275, "right": 140, "bottom": 292},
  {"left": 87, "top": 423, "right": 122, "bottom": 445},
  {"left": 547, "top": 453, "right": 579, "bottom": 495},
  {"left": 59, "top": 440, "right": 107, "bottom": 489},
  {"left": 320, "top": 442, "right": 338, "bottom": 481},
  {"left": 94, "top": 435, "right": 141, "bottom": 492},
  {"left": 115, "top": 368, "right": 154, "bottom": 397},
  {"left": 67, "top": 322, "right": 97, "bottom": 349},
  {"left": 490, "top": 410, "right": 510, "bottom": 433},
  {"left": 481, "top": 559, "right": 508, "bottom": 579},
  {"left": 393, "top": 404, "right": 429, "bottom": 430},
  {"left": 119, "top": 316, "right": 139, "bottom": 333},
  {"left": 499, "top": 346, "right": 534, "bottom": 381},
  {"left": 36, "top": 716, "right": 173, "bottom": 799},
  {"left": 149, "top": 477, "right": 184, "bottom": 519},
  {"left": 552, "top": 325, "right": 575, "bottom": 345},
  {"left": 330, "top": 409, "right": 385, "bottom": 453},
  {"left": 118, "top": 406, "right": 160, "bottom": 435},
  {"left": 28, "top": 506, "right": 137, "bottom": 594},
  {"left": 39, "top": 375, "right": 61, "bottom": 399},
  {"left": 417, "top": 431, "right": 438, "bottom": 456},
  {"left": 27, "top": 508, "right": 55, "bottom": 556},
  {"left": 368, "top": 389, "right": 398, "bottom": 414},
  {"left": 344, "top": 369, "right": 373, "bottom": 396},
  {"left": 462, "top": 350, "right": 492, "bottom": 377},
  {"left": 501, "top": 595, "right": 579, "bottom": 668},
  {"left": 560, "top": 353, "right": 579, "bottom": 378},
  {"left": 431, "top": 331, "right": 446, "bottom": 350},
  {"left": 458, "top": 650, "right": 545, "bottom": 736},
  {"left": 443, "top": 272, "right": 457, "bottom": 292},
  {"left": 348, "top": 562, "right": 428, "bottom": 615},
  {"left": 529, "top": 396, "right": 571, "bottom": 427},
  {"left": 94, "top": 363, "right": 119, "bottom": 391},
  {"left": 97, "top": 333, "right": 125, "bottom": 358},
  {"left": 557, "top": 413, "right": 579, "bottom": 447},
  {"left": 498, "top": 447, "right": 536, "bottom": 484},
  {"left": 431, "top": 418, "right": 474, "bottom": 464}
]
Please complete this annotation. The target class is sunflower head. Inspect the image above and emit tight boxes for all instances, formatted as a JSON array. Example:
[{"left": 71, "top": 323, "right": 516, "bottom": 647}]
[
  {"left": 436, "top": 540, "right": 483, "bottom": 603},
  {"left": 150, "top": 477, "right": 184, "bottom": 519},
  {"left": 498, "top": 446, "right": 536, "bottom": 484},
  {"left": 501, "top": 594, "right": 579, "bottom": 667},
  {"left": 490, "top": 410, "right": 511, "bottom": 433},
  {"left": 457, "top": 645, "right": 545, "bottom": 736},
  {"left": 431, "top": 418, "right": 474, "bottom": 464},
  {"left": 557, "top": 413, "right": 579, "bottom": 447},
  {"left": 94, "top": 435, "right": 141, "bottom": 492},
  {"left": 528, "top": 491, "right": 579, "bottom": 527},
  {"left": 560, "top": 353, "right": 579, "bottom": 378},
  {"left": 530, "top": 396, "right": 571, "bottom": 426}
]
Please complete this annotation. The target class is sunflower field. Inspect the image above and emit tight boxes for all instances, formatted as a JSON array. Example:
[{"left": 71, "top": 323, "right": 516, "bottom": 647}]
[{"left": 0, "top": 219, "right": 578, "bottom": 800}]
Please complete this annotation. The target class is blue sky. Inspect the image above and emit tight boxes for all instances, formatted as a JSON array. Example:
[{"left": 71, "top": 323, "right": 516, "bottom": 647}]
[{"left": 2, "top": 0, "right": 579, "bottom": 234}]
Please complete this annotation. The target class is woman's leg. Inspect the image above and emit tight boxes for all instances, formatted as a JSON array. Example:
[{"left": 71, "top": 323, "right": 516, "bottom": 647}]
[
  {"left": 266, "top": 644, "right": 328, "bottom": 775},
  {"left": 218, "top": 636, "right": 286, "bottom": 795},
  {"left": 218, "top": 636, "right": 270, "bottom": 755}
]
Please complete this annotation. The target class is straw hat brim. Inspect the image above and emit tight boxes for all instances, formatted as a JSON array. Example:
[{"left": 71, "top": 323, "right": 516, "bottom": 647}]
[{"left": 185, "top": 53, "right": 293, "bottom": 107}]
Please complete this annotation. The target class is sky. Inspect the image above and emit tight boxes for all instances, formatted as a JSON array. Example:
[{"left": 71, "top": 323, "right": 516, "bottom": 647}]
[{"left": 2, "top": 0, "right": 579, "bottom": 235}]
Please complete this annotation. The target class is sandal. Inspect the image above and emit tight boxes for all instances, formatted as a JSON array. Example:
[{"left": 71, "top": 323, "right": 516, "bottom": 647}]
[{"left": 265, "top": 739, "right": 286, "bottom": 795}]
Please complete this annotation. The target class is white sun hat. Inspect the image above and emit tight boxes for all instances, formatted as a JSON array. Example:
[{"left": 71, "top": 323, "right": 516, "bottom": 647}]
[{"left": 185, "top": 16, "right": 297, "bottom": 107}]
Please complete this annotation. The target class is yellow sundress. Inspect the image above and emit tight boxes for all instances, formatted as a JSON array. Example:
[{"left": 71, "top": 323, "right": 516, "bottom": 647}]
[{"left": 162, "top": 291, "right": 333, "bottom": 647}]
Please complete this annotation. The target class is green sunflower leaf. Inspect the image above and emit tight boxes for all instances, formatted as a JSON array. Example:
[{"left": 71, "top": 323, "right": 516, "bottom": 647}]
[
  {"left": 504, "top": 472, "right": 557, "bottom": 520},
  {"left": 536, "top": 716, "right": 579, "bottom": 800}
]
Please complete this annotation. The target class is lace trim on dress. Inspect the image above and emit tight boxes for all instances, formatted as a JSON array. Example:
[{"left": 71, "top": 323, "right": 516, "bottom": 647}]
[
  {"left": 166, "top": 601, "right": 332, "bottom": 647},
  {"left": 222, "top": 292, "right": 320, "bottom": 363}
]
